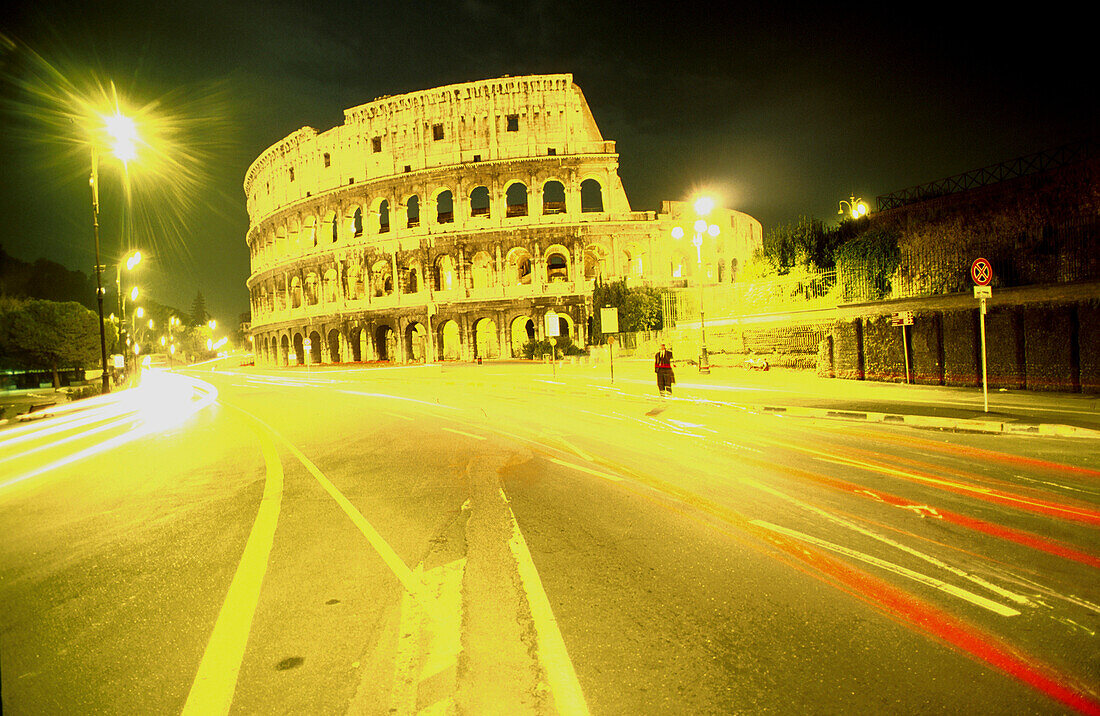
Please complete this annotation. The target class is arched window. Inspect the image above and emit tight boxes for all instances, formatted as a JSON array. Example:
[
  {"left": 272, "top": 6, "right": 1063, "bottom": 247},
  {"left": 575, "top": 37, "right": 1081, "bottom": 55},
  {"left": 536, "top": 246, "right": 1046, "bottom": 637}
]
[
  {"left": 372, "top": 260, "right": 393, "bottom": 297},
  {"left": 434, "top": 255, "right": 456, "bottom": 291},
  {"left": 581, "top": 179, "right": 604, "bottom": 213},
  {"left": 543, "top": 181, "right": 566, "bottom": 214},
  {"left": 406, "top": 196, "right": 420, "bottom": 228},
  {"left": 546, "top": 253, "right": 568, "bottom": 282},
  {"left": 379, "top": 200, "right": 390, "bottom": 233},
  {"left": 506, "top": 183, "right": 528, "bottom": 217},
  {"left": 470, "top": 186, "right": 490, "bottom": 217},
  {"left": 330, "top": 214, "right": 339, "bottom": 243},
  {"left": 436, "top": 190, "right": 454, "bottom": 224},
  {"left": 470, "top": 251, "right": 493, "bottom": 289},
  {"left": 353, "top": 208, "right": 363, "bottom": 237},
  {"left": 304, "top": 272, "right": 320, "bottom": 305}
]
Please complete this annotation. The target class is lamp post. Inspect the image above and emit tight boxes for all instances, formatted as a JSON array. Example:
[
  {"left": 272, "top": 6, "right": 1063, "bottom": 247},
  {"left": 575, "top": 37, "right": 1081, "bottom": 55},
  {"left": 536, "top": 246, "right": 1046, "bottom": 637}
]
[
  {"left": 671, "top": 196, "right": 719, "bottom": 373},
  {"left": 88, "top": 108, "right": 139, "bottom": 393},
  {"left": 838, "top": 195, "right": 869, "bottom": 220}
]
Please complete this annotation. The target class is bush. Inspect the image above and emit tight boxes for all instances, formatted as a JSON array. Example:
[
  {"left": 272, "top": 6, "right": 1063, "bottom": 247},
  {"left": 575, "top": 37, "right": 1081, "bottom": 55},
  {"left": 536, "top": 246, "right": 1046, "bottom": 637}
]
[{"left": 520, "top": 336, "right": 587, "bottom": 359}]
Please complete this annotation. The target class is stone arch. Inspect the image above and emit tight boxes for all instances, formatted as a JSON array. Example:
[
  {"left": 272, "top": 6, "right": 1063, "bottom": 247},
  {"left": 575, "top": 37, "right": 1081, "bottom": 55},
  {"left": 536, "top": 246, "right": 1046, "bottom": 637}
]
[
  {"left": 308, "top": 330, "right": 322, "bottom": 364},
  {"left": 434, "top": 189, "right": 454, "bottom": 224},
  {"left": 583, "top": 244, "right": 609, "bottom": 280},
  {"left": 327, "top": 328, "right": 341, "bottom": 362},
  {"left": 470, "top": 185, "right": 491, "bottom": 218},
  {"left": 404, "top": 194, "right": 420, "bottom": 228},
  {"left": 280, "top": 334, "right": 290, "bottom": 366},
  {"left": 553, "top": 311, "right": 575, "bottom": 340},
  {"left": 542, "top": 180, "right": 566, "bottom": 214},
  {"left": 510, "top": 315, "right": 536, "bottom": 357},
  {"left": 346, "top": 263, "right": 365, "bottom": 301},
  {"left": 293, "top": 333, "right": 305, "bottom": 365},
  {"left": 470, "top": 250, "right": 494, "bottom": 290},
  {"left": 405, "top": 321, "right": 426, "bottom": 363},
  {"left": 375, "top": 324, "right": 396, "bottom": 361},
  {"left": 434, "top": 254, "right": 457, "bottom": 291},
  {"left": 304, "top": 271, "right": 320, "bottom": 305},
  {"left": 376, "top": 198, "right": 391, "bottom": 233},
  {"left": 303, "top": 215, "right": 319, "bottom": 247},
  {"left": 349, "top": 325, "right": 363, "bottom": 361},
  {"left": 275, "top": 225, "right": 288, "bottom": 256},
  {"left": 473, "top": 317, "right": 499, "bottom": 359},
  {"left": 323, "top": 208, "right": 339, "bottom": 243},
  {"left": 349, "top": 204, "right": 364, "bottom": 238},
  {"left": 290, "top": 276, "right": 304, "bottom": 308},
  {"left": 505, "top": 181, "right": 528, "bottom": 217},
  {"left": 372, "top": 259, "right": 393, "bottom": 297},
  {"left": 288, "top": 217, "right": 302, "bottom": 253},
  {"left": 544, "top": 243, "right": 570, "bottom": 282},
  {"left": 623, "top": 242, "right": 646, "bottom": 278},
  {"left": 438, "top": 319, "right": 461, "bottom": 360},
  {"left": 505, "top": 247, "right": 533, "bottom": 285},
  {"left": 324, "top": 268, "right": 339, "bottom": 303},
  {"left": 580, "top": 178, "right": 604, "bottom": 213},
  {"left": 406, "top": 260, "right": 422, "bottom": 294}
]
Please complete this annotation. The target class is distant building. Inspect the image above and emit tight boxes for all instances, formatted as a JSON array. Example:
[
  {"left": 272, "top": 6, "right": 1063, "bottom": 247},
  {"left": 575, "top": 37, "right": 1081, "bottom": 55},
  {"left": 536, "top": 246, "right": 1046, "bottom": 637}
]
[{"left": 244, "top": 74, "right": 761, "bottom": 365}]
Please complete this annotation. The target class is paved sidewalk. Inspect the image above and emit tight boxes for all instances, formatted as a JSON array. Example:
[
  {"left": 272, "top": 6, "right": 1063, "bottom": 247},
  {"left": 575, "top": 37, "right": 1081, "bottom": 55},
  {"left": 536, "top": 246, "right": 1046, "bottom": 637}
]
[{"left": 553, "top": 359, "right": 1100, "bottom": 438}]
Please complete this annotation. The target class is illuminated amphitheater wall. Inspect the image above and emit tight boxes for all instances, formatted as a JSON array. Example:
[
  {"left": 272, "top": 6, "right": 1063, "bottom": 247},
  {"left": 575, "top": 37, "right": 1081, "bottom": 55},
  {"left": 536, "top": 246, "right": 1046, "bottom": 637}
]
[{"left": 244, "top": 74, "right": 762, "bottom": 366}]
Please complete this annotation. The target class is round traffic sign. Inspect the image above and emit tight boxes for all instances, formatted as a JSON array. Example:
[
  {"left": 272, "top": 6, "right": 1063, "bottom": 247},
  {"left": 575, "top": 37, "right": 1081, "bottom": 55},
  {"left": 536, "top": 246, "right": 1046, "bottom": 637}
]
[{"left": 971, "top": 257, "right": 992, "bottom": 286}]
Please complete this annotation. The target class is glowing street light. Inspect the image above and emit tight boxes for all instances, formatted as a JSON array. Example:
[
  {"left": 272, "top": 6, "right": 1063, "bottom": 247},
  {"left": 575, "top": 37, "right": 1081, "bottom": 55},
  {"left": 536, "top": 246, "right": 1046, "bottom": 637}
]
[
  {"left": 116, "top": 251, "right": 142, "bottom": 366},
  {"left": 838, "top": 195, "right": 869, "bottom": 220},
  {"left": 672, "top": 195, "right": 720, "bottom": 373},
  {"left": 89, "top": 98, "right": 141, "bottom": 393}
]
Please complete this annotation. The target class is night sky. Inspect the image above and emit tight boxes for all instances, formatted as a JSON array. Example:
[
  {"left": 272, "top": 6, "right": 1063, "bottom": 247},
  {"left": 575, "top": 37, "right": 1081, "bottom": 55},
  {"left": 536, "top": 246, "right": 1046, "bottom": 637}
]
[{"left": 1, "top": 1, "right": 1095, "bottom": 327}]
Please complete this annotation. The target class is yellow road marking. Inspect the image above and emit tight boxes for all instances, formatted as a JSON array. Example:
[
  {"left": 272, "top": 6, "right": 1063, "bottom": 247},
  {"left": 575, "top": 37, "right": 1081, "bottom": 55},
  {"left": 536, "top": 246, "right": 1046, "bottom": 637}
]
[{"left": 183, "top": 414, "right": 283, "bottom": 716}]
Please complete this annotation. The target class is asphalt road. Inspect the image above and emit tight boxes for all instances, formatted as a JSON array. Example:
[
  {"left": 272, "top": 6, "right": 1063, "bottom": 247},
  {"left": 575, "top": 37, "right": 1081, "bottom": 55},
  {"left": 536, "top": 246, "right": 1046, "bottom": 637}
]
[{"left": 1, "top": 362, "right": 1098, "bottom": 715}]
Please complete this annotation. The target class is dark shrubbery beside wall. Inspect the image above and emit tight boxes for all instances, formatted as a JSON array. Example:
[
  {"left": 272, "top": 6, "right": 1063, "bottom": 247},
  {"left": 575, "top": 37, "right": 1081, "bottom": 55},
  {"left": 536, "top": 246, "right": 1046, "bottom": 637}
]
[{"left": 824, "top": 299, "right": 1098, "bottom": 393}]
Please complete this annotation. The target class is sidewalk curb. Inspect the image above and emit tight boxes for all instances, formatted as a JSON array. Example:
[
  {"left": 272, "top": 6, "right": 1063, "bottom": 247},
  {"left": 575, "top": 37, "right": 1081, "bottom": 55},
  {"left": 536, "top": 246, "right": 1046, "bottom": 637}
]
[{"left": 750, "top": 404, "right": 1100, "bottom": 439}]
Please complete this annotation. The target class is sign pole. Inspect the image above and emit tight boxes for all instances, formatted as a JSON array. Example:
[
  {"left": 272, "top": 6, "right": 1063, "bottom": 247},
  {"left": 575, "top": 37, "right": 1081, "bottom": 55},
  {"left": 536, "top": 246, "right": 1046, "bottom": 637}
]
[
  {"left": 600, "top": 306, "right": 619, "bottom": 384},
  {"left": 609, "top": 336, "right": 615, "bottom": 384},
  {"left": 971, "top": 257, "right": 993, "bottom": 413},
  {"left": 979, "top": 297, "right": 988, "bottom": 413},
  {"left": 902, "top": 325, "right": 910, "bottom": 384}
]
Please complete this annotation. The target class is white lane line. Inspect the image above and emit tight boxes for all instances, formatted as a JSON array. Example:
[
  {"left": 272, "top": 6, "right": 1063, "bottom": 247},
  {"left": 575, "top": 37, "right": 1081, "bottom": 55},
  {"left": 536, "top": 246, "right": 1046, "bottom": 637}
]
[
  {"left": 183, "top": 412, "right": 284, "bottom": 715},
  {"left": 442, "top": 427, "right": 487, "bottom": 441},
  {"left": 229, "top": 406, "right": 444, "bottom": 625},
  {"left": 743, "top": 478, "right": 1031, "bottom": 606},
  {"left": 337, "top": 389, "right": 460, "bottom": 410},
  {"left": 505, "top": 497, "right": 590, "bottom": 716},
  {"left": 751, "top": 520, "right": 1021, "bottom": 617},
  {"left": 275, "top": 429, "right": 446, "bottom": 625},
  {"left": 546, "top": 457, "right": 623, "bottom": 482}
]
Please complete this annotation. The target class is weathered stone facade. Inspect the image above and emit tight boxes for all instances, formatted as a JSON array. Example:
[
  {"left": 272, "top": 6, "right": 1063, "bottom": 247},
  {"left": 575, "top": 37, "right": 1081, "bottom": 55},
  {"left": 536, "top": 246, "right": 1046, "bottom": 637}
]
[{"left": 244, "top": 74, "right": 762, "bottom": 366}]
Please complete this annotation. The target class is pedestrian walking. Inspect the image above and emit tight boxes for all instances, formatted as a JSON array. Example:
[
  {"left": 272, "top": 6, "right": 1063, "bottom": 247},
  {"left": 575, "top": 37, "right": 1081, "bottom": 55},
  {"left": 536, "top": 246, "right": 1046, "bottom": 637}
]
[{"left": 654, "top": 343, "right": 675, "bottom": 397}]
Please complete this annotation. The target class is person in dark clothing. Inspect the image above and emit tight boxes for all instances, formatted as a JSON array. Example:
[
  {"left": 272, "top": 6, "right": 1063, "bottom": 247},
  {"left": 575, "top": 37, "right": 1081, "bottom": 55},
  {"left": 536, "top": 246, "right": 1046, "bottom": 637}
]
[{"left": 654, "top": 343, "right": 675, "bottom": 396}]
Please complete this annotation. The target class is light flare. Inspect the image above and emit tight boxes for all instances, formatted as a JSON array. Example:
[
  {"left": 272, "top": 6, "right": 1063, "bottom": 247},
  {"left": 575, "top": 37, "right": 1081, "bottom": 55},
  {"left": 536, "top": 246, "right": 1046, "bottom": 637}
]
[{"left": 0, "top": 34, "right": 237, "bottom": 266}]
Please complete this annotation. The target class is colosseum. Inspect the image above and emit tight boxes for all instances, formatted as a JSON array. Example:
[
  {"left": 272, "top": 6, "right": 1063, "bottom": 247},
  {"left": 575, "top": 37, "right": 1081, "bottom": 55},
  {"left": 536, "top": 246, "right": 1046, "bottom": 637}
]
[{"left": 245, "top": 73, "right": 762, "bottom": 366}]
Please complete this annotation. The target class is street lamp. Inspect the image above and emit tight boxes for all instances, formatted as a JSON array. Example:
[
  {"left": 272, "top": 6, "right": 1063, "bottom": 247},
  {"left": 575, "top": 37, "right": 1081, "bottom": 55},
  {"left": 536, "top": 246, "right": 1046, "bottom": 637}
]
[
  {"left": 89, "top": 105, "right": 140, "bottom": 393},
  {"left": 838, "top": 195, "right": 869, "bottom": 220},
  {"left": 671, "top": 196, "right": 720, "bottom": 373}
]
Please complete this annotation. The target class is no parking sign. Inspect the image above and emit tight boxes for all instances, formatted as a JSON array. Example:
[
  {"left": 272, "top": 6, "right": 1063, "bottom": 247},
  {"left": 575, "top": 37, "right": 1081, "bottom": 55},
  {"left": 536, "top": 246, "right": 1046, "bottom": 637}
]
[{"left": 971, "top": 257, "right": 992, "bottom": 286}]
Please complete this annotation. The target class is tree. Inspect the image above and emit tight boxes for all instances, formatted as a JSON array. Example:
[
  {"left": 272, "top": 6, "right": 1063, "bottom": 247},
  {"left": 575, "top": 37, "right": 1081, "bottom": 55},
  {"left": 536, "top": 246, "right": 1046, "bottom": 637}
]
[
  {"left": 0, "top": 298, "right": 105, "bottom": 387},
  {"left": 590, "top": 277, "right": 664, "bottom": 342},
  {"left": 757, "top": 216, "right": 841, "bottom": 275},
  {"left": 190, "top": 291, "right": 209, "bottom": 326}
]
